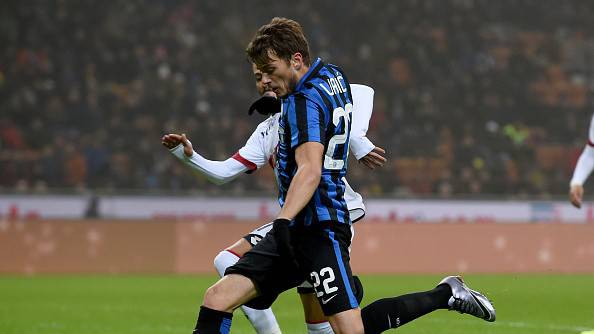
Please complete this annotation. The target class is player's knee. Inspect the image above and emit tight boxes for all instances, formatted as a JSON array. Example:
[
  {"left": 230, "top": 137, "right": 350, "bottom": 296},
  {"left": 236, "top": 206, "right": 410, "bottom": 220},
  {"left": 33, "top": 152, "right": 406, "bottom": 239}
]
[
  {"left": 329, "top": 310, "right": 364, "bottom": 334},
  {"left": 333, "top": 322, "right": 364, "bottom": 334},
  {"left": 202, "top": 284, "right": 227, "bottom": 310}
]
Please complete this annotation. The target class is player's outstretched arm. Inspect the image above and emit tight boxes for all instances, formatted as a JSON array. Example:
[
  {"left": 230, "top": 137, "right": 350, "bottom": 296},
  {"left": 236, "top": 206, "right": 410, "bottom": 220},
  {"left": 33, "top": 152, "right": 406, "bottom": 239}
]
[
  {"left": 349, "top": 84, "right": 387, "bottom": 169},
  {"left": 570, "top": 144, "right": 594, "bottom": 208},
  {"left": 162, "top": 133, "right": 248, "bottom": 185}
]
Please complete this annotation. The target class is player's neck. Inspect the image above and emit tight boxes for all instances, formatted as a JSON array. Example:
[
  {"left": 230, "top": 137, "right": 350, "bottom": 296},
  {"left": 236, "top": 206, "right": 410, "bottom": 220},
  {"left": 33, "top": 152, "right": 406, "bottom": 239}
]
[{"left": 294, "top": 65, "right": 310, "bottom": 85}]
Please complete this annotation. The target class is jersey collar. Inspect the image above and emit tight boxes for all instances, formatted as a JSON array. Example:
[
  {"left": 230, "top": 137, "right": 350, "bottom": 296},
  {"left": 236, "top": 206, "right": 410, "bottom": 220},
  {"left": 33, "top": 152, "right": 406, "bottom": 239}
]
[{"left": 294, "top": 57, "right": 323, "bottom": 92}]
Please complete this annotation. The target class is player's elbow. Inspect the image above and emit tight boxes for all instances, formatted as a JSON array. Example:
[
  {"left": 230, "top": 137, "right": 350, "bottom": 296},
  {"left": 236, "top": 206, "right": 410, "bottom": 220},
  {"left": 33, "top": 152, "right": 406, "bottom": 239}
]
[
  {"left": 210, "top": 178, "right": 228, "bottom": 186},
  {"left": 209, "top": 171, "right": 240, "bottom": 185}
]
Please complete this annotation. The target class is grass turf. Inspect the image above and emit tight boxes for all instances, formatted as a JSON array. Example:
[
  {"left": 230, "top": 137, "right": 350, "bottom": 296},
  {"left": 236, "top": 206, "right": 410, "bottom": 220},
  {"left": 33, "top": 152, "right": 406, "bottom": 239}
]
[{"left": 1, "top": 274, "right": 593, "bottom": 334}]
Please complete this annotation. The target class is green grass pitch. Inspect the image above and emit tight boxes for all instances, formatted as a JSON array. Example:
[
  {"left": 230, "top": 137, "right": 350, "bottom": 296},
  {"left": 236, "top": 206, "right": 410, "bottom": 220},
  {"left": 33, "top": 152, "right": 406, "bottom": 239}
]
[{"left": 1, "top": 274, "right": 593, "bottom": 334}]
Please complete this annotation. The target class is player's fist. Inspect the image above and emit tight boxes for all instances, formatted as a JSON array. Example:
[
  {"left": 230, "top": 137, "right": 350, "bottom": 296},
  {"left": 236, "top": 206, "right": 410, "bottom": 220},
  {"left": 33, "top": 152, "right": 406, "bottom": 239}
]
[
  {"left": 569, "top": 184, "right": 584, "bottom": 208},
  {"left": 271, "top": 218, "right": 298, "bottom": 267},
  {"left": 161, "top": 133, "right": 193, "bottom": 157},
  {"left": 359, "top": 146, "right": 387, "bottom": 170}
]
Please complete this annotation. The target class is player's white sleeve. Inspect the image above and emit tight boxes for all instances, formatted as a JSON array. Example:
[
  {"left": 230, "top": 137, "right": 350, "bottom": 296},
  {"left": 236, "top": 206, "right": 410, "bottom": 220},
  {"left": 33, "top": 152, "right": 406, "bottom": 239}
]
[
  {"left": 570, "top": 115, "right": 594, "bottom": 186},
  {"left": 236, "top": 116, "right": 278, "bottom": 169},
  {"left": 349, "top": 84, "right": 376, "bottom": 160},
  {"left": 168, "top": 117, "right": 276, "bottom": 185},
  {"left": 169, "top": 144, "right": 248, "bottom": 185},
  {"left": 343, "top": 177, "right": 365, "bottom": 223}
]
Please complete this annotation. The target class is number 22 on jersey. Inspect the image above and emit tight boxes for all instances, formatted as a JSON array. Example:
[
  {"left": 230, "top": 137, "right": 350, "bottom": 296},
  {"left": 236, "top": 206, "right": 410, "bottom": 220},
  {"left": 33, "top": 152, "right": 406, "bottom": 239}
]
[{"left": 324, "top": 103, "right": 352, "bottom": 170}]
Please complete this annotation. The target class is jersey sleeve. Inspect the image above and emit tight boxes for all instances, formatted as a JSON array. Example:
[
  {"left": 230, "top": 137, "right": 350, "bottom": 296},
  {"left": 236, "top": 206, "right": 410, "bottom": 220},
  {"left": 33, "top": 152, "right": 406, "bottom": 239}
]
[
  {"left": 349, "top": 84, "right": 375, "bottom": 160},
  {"left": 235, "top": 118, "right": 274, "bottom": 171},
  {"left": 287, "top": 94, "right": 326, "bottom": 149},
  {"left": 169, "top": 143, "right": 248, "bottom": 185},
  {"left": 570, "top": 114, "right": 594, "bottom": 186},
  {"left": 588, "top": 115, "right": 594, "bottom": 147}
]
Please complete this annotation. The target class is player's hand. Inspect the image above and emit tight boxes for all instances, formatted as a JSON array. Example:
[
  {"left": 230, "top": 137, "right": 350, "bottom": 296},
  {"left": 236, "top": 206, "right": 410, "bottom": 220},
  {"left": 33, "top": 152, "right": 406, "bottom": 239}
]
[
  {"left": 359, "top": 146, "right": 387, "bottom": 170},
  {"left": 272, "top": 218, "right": 298, "bottom": 267},
  {"left": 161, "top": 133, "right": 193, "bottom": 157},
  {"left": 569, "top": 184, "right": 584, "bottom": 208},
  {"left": 248, "top": 95, "right": 281, "bottom": 116}
]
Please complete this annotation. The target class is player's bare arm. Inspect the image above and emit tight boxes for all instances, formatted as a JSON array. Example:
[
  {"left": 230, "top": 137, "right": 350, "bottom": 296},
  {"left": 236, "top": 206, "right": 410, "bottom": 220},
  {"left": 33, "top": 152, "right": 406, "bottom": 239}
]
[{"left": 277, "top": 142, "right": 324, "bottom": 220}]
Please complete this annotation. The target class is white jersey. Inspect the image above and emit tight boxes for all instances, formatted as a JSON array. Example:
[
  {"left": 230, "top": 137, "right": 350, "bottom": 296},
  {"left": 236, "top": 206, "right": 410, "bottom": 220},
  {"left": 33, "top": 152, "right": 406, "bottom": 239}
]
[
  {"left": 170, "top": 84, "right": 375, "bottom": 221},
  {"left": 233, "top": 84, "right": 374, "bottom": 222},
  {"left": 570, "top": 114, "right": 594, "bottom": 186}
]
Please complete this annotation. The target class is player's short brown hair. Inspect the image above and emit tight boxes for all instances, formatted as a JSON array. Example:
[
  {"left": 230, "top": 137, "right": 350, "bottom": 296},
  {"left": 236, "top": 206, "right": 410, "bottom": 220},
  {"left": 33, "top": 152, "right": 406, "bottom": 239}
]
[{"left": 246, "top": 17, "right": 311, "bottom": 68}]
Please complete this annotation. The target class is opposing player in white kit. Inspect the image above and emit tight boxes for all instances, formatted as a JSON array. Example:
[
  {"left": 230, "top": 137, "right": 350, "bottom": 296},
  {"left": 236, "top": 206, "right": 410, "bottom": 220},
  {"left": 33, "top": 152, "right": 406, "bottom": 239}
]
[
  {"left": 570, "top": 114, "right": 594, "bottom": 208},
  {"left": 162, "top": 64, "right": 386, "bottom": 334}
]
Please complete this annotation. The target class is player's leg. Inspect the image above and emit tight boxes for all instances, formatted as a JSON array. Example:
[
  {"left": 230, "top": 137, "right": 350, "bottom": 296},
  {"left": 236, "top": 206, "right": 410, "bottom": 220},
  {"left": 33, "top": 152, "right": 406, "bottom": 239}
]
[
  {"left": 328, "top": 308, "right": 364, "bottom": 334},
  {"left": 359, "top": 277, "right": 495, "bottom": 334},
  {"left": 308, "top": 222, "right": 447, "bottom": 334},
  {"left": 194, "top": 273, "right": 257, "bottom": 334},
  {"left": 359, "top": 284, "right": 451, "bottom": 333},
  {"left": 297, "top": 274, "right": 365, "bottom": 334},
  {"left": 296, "top": 223, "right": 363, "bottom": 334},
  {"left": 195, "top": 230, "right": 304, "bottom": 334},
  {"left": 213, "top": 225, "right": 281, "bottom": 334},
  {"left": 297, "top": 285, "right": 333, "bottom": 334}
]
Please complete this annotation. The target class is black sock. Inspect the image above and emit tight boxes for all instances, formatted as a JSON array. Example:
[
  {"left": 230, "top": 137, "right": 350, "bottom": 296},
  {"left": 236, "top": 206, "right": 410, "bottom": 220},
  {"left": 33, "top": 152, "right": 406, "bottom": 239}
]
[
  {"left": 192, "top": 306, "right": 233, "bottom": 334},
  {"left": 361, "top": 284, "right": 451, "bottom": 334}
]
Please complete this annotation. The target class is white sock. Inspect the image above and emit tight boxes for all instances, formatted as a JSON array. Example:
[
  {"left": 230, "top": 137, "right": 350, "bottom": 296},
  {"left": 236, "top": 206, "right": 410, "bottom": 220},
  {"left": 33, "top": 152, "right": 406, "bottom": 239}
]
[
  {"left": 306, "top": 322, "right": 334, "bottom": 334},
  {"left": 213, "top": 250, "right": 282, "bottom": 334}
]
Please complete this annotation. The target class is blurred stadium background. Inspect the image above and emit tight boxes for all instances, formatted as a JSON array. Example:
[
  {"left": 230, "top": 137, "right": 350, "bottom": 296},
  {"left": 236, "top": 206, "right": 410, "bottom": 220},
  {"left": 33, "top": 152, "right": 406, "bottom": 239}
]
[{"left": 1, "top": 0, "right": 594, "bottom": 333}]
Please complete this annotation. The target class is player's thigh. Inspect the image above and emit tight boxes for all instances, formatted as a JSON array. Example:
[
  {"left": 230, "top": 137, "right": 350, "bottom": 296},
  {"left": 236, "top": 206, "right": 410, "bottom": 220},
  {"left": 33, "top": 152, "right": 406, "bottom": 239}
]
[
  {"left": 328, "top": 308, "right": 364, "bottom": 334},
  {"left": 226, "top": 232, "right": 303, "bottom": 309},
  {"left": 225, "top": 238, "right": 253, "bottom": 257},
  {"left": 298, "top": 223, "right": 359, "bottom": 316},
  {"left": 203, "top": 274, "right": 258, "bottom": 312}
]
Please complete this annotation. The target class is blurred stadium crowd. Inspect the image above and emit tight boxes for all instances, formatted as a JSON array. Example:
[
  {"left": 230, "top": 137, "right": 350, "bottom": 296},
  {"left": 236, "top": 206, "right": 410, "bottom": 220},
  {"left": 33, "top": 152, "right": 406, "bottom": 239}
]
[{"left": 2, "top": 0, "right": 594, "bottom": 198}]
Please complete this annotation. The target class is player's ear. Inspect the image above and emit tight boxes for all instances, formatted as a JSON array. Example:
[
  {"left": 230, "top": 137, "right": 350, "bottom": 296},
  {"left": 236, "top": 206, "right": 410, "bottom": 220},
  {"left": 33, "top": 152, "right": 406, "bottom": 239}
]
[{"left": 291, "top": 53, "right": 303, "bottom": 70}]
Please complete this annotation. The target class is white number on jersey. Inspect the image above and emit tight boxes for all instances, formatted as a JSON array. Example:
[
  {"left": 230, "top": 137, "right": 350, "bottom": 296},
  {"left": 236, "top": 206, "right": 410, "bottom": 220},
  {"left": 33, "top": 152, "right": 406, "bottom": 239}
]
[{"left": 324, "top": 103, "right": 352, "bottom": 170}]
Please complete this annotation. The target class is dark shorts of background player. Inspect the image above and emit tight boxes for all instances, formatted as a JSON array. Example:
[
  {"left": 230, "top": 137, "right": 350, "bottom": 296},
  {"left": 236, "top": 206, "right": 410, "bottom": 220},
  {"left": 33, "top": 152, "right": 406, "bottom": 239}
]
[{"left": 226, "top": 221, "right": 359, "bottom": 316}]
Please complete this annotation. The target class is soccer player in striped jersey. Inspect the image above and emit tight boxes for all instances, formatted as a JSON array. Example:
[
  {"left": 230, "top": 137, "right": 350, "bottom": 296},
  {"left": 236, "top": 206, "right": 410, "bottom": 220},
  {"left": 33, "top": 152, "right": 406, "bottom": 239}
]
[
  {"left": 163, "top": 73, "right": 381, "bottom": 334},
  {"left": 191, "top": 17, "right": 495, "bottom": 334},
  {"left": 570, "top": 114, "right": 594, "bottom": 208}
]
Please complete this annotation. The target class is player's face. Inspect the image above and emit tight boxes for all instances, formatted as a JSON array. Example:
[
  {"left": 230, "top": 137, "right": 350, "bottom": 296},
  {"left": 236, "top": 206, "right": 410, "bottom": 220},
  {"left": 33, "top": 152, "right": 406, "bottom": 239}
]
[
  {"left": 258, "top": 51, "right": 298, "bottom": 98},
  {"left": 252, "top": 63, "right": 277, "bottom": 98}
]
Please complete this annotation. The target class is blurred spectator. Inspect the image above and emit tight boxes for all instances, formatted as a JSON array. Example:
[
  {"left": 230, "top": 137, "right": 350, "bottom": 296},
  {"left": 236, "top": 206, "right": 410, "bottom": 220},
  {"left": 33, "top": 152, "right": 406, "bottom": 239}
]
[{"left": 1, "top": 0, "right": 593, "bottom": 198}]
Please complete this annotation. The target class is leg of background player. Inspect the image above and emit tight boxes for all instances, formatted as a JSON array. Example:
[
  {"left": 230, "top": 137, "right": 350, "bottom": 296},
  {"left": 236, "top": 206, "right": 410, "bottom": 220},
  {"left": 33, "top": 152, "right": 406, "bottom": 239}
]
[
  {"left": 214, "top": 239, "right": 281, "bottom": 334},
  {"left": 299, "top": 292, "right": 334, "bottom": 334}
]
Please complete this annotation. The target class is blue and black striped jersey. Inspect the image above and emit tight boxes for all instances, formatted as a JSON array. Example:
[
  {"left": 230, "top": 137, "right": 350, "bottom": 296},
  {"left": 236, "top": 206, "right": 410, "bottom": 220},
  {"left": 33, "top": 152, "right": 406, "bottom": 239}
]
[{"left": 275, "top": 58, "right": 353, "bottom": 226}]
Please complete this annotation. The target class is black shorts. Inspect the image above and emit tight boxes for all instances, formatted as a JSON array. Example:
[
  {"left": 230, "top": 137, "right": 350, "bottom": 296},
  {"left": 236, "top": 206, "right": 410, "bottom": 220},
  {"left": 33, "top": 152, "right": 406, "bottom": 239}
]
[{"left": 226, "top": 221, "right": 359, "bottom": 315}]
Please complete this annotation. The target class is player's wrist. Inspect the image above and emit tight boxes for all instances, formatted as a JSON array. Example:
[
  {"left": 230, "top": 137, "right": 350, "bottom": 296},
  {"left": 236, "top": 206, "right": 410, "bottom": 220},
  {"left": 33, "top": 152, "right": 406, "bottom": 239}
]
[{"left": 273, "top": 218, "right": 292, "bottom": 231}]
